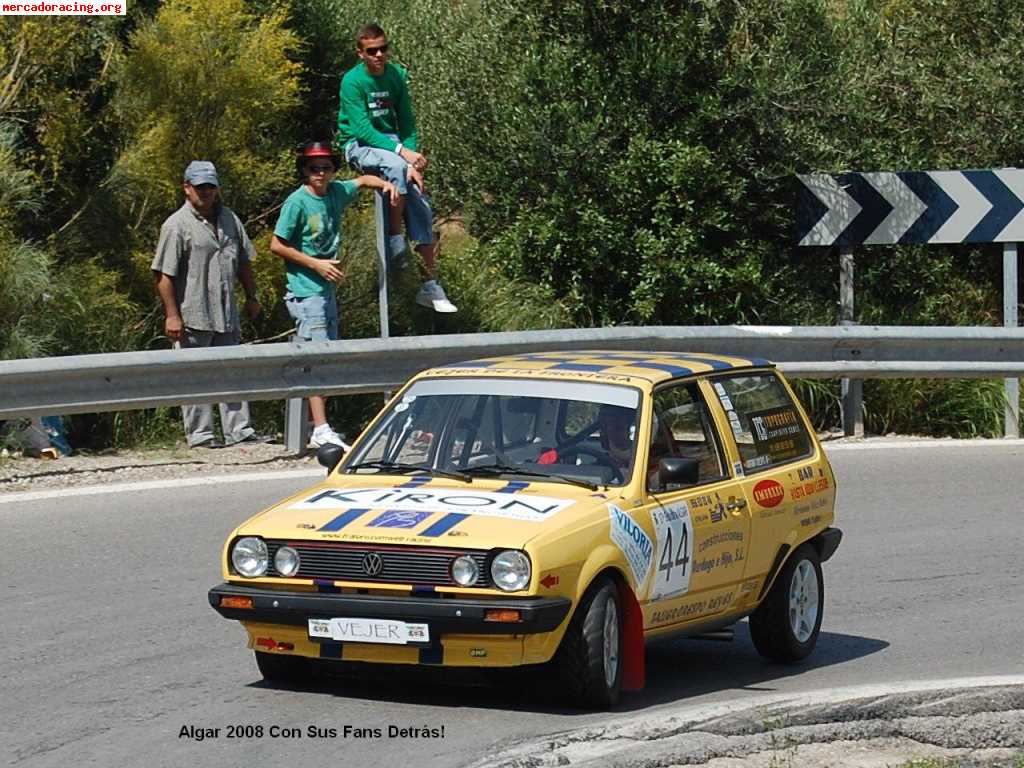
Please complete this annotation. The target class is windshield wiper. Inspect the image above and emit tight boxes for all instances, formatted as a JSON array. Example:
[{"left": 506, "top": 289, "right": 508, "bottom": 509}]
[
  {"left": 462, "top": 464, "right": 598, "bottom": 491},
  {"left": 345, "top": 461, "right": 471, "bottom": 483}
]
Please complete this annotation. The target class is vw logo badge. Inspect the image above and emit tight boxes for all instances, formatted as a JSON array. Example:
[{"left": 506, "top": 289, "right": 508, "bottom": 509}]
[{"left": 362, "top": 552, "right": 384, "bottom": 576}]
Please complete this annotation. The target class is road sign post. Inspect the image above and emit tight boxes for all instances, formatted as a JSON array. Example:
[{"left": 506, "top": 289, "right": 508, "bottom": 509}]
[
  {"left": 1005, "top": 242, "right": 1020, "bottom": 438},
  {"left": 839, "top": 247, "right": 863, "bottom": 437}
]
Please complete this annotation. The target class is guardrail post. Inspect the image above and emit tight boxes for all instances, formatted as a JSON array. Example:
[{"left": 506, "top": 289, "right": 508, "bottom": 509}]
[
  {"left": 284, "top": 392, "right": 308, "bottom": 455},
  {"left": 839, "top": 247, "right": 864, "bottom": 437},
  {"left": 283, "top": 332, "right": 311, "bottom": 455},
  {"left": 1005, "top": 242, "right": 1020, "bottom": 438}
]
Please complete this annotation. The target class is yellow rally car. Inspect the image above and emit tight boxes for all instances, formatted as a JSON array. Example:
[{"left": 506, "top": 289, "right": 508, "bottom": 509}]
[{"left": 209, "top": 351, "right": 841, "bottom": 708}]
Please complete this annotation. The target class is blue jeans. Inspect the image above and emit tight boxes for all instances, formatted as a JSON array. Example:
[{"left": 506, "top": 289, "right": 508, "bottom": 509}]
[
  {"left": 285, "top": 291, "right": 339, "bottom": 342},
  {"left": 344, "top": 137, "right": 435, "bottom": 244}
]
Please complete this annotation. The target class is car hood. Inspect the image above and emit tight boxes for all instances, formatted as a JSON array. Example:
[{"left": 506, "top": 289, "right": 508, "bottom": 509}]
[{"left": 237, "top": 475, "right": 616, "bottom": 550}]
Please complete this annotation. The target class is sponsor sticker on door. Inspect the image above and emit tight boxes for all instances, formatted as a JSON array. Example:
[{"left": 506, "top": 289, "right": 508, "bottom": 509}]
[{"left": 753, "top": 479, "right": 785, "bottom": 508}]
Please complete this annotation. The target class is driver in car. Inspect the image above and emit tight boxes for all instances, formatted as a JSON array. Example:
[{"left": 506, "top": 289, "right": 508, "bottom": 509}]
[{"left": 538, "top": 404, "right": 636, "bottom": 473}]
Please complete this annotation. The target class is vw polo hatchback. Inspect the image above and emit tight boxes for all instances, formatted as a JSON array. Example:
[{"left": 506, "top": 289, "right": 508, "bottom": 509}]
[{"left": 209, "top": 351, "right": 841, "bottom": 708}]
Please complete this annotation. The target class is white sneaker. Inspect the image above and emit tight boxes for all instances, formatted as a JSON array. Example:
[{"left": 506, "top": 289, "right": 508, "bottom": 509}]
[
  {"left": 415, "top": 280, "right": 458, "bottom": 313},
  {"left": 310, "top": 424, "right": 351, "bottom": 451}
]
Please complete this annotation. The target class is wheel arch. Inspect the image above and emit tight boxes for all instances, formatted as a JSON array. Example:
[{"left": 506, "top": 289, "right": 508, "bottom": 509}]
[{"left": 572, "top": 564, "right": 645, "bottom": 692}]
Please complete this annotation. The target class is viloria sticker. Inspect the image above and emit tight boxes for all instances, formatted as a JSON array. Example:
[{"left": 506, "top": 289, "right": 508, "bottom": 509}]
[
  {"left": 608, "top": 503, "right": 652, "bottom": 587},
  {"left": 753, "top": 479, "right": 785, "bottom": 508}
]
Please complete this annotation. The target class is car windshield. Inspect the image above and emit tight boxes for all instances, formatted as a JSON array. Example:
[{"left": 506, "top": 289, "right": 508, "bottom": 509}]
[{"left": 345, "top": 377, "right": 641, "bottom": 487}]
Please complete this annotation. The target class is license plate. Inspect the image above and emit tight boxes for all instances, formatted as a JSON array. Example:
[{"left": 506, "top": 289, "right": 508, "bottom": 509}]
[{"left": 308, "top": 617, "right": 430, "bottom": 645}]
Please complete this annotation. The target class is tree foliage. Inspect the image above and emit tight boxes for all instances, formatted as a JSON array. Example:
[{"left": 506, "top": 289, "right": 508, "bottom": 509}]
[{"left": 1, "top": 0, "right": 1022, "bottom": 439}]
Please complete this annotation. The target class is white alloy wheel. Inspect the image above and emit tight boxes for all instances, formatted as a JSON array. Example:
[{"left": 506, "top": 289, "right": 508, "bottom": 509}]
[
  {"left": 788, "top": 559, "right": 820, "bottom": 643},
  {"left": 603, "top": 596, "right": 620, "bottom": 688}
]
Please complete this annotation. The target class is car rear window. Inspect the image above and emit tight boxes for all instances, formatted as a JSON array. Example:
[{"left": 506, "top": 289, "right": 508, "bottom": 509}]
[{"left": 711, "top": 373, "right": 812, "bottom": 473}]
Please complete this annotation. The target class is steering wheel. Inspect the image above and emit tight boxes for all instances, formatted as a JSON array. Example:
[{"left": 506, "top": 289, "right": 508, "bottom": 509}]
[{"left": 556, "top": 445, "right": 624, "bottom": 484}]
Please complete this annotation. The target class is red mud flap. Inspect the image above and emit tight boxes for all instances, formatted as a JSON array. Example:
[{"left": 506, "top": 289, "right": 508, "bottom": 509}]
[{"left": 618, "top": 582, "right": 645, "bottom": 691}]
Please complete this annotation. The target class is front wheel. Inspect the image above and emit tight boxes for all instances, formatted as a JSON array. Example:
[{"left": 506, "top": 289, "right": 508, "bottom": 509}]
[
  {"left": 554, "top": 577, "right": 622, "bottom": 709},
  {"left": 749, "top": 544, "right": 823, "bottom": 662}
]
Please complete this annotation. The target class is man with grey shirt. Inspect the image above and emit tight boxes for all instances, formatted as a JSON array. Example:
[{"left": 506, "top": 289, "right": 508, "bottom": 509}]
[{"left": 152, "top": 161, "right": 268, "bottom": 448}]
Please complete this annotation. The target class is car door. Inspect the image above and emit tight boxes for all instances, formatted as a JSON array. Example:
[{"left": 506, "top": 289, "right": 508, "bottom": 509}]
[
  {"left": 707, "top": 371, "right": 831, "bottom": 606},
  {"left": 639, "top": 381, "right": 752, "bottom": 630}
]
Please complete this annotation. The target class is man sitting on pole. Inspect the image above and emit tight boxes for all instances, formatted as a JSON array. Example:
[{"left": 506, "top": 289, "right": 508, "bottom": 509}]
[{"left": 337, "top": 21, "right": 457, "bottom": 314}]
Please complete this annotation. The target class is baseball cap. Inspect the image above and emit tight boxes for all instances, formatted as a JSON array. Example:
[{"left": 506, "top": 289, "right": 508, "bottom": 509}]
[{"left": 184, "top": 160, "right": 220, "bottom": 187}]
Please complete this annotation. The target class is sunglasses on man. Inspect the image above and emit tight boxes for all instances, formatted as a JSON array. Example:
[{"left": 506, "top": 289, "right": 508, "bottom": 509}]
[{"left": 363, "top": 43, "right": 389, "bottom": 56}]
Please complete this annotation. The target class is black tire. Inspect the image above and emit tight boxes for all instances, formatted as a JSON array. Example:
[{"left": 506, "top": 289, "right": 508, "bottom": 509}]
[
  {"left": 254, "top": 651, "right": 309, "bottom": 685},
  {"left": 554, "top": 577, "right": 623, "bottom": 709},
  {"left": 749, "top": 543, "right": 824, "bottom": 662}
]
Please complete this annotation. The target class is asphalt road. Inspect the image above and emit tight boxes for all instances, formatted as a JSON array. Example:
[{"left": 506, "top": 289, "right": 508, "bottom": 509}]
[{"left": 2, "top": 443, "right": 1022, "bottom": 768}]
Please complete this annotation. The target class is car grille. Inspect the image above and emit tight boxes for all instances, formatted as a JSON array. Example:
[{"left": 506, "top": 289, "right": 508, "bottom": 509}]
[{"left": 264, "top": 540, "right": 494, "bottom": 588}]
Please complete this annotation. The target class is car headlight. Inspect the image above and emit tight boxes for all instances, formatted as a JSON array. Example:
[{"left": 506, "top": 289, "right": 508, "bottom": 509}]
[
  {"left": 274, "top": 546, "right": 301, "bottom": 577},
  {"left": 451, "top": 555, "right": 480, "bottom": 586},
  {"left": 490, "top": 550, "right": 531, "bottom": 592},
  {"left": 231, "top": 537, "right": 268, "bottom": 578}
]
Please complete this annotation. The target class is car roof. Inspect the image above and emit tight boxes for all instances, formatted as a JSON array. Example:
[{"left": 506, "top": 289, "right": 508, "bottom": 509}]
[{"left": 423, "top": 350, "right": 774, "bottom": 388}]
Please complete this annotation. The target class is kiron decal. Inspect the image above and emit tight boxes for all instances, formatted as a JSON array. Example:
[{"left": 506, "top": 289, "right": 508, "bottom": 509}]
[{"left": 293, "top": 487, "right": 575, "bottom": 523}]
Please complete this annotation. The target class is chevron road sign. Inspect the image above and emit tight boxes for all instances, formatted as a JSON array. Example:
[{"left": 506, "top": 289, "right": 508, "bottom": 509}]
[{"left": 796, "top": 169, "right": 1024, "bottom": 247}]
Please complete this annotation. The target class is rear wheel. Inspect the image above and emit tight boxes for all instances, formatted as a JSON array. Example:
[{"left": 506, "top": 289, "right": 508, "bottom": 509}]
[
  {"left": 554, "top": 577, "right": 622, "bottom": 709},
  {"left": 254, "top": 651, "right": 309, "bottom": 685},
  {"left": 749, "top": 544, "right": 823, "bottom": 662}
]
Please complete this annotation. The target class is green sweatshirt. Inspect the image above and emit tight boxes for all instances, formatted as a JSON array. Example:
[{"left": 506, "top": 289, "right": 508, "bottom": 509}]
[{"left": 336, "top": 61, "right": 418, "bottom": 152}]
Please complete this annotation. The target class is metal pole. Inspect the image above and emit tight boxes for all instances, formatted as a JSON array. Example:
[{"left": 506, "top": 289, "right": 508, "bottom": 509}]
[
  {"left": 839, "top": 246, "right": 864, "bottom": 437},
  {"left": 1004, "top": 242, "right": 1020, "bottom": 438},
  {"left": 375, "top": 190, "right": 390, "bottom": 340}
]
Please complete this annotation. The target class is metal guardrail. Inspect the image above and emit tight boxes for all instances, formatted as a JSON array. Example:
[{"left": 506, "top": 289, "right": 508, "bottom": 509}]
[{"left": 2, "top": 325, "right": 1023, "bottom": 422}]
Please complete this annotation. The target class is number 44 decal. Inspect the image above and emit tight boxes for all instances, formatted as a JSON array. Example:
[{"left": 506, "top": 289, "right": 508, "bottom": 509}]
[
  {"left": 648, "top": 501, "right": 693, "bottom": 602},
  {"left": 659, "top": 523, "right": 690, "bottom": 581}
]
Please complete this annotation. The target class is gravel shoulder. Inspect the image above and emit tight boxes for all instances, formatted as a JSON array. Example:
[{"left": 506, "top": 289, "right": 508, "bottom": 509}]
[{"left": 0, "top": 441, "right": 319, "bottom": 494}]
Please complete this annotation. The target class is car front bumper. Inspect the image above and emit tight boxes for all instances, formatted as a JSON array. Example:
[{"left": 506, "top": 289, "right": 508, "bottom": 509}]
[{"left": 208, "top": 583, "right": 572, "bottom": 636}]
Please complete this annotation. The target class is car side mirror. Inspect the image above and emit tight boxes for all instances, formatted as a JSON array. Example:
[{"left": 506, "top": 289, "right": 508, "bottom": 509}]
[
  {"left": 658, "top": 457, "right": 699, "bottom": 487},
  {"left": 317, "top": 443, "right": 345, "bottom": 474}
]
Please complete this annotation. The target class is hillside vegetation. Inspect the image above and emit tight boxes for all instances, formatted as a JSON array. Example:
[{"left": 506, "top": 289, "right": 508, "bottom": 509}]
[{"left": 0, "top": 0, "right": 1020, "bottom": 444}]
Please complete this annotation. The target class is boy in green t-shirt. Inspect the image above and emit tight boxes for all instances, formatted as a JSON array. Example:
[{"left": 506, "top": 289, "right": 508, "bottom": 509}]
[{"left": 270, "top": 141, "right": 398, "bottom": 450}]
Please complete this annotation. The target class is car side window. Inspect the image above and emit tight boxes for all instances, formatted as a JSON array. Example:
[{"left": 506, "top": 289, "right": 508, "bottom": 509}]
[
  {"left": 648, "top": 383, "right": 725, "bottom": 491},
  {"left": 712, "top": 373, "right": 813, "bottom": 473}
]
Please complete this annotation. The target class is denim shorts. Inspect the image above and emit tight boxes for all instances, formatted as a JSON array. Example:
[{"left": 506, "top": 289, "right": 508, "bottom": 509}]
[
  {"left": 285, "top": 291, "right": 339, "bottom": 342},
  {"left": 344, "top": 137, "right": 434, "bottom": 244}
]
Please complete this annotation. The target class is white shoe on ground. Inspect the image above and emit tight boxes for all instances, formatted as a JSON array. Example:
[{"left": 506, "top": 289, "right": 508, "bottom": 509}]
[
  {"left": 310, "top": 424, "right": 351, "bottom": 451},
  {"left": 415, "top": 280, "right": 458, "bottom": 313}
]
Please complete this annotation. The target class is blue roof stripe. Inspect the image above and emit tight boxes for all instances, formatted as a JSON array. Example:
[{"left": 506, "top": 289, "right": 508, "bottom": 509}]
[
  {"left": 418, "top": 512, "right": 470, "bottom": 537},
  {"left": 677, "top": 353, "right": 771, "bottom": 368},
  {"left": 496, "top": 480, "right": 530, "bottom": 494},
  {"left": 549, "top": 362, "right": 610, "bottom": 372},
  {"left": 318, "top": 508, "right": 369, "bottom": 532},
  {"left": 397, "top": 476, "right": 431, "bottom": 488},
  {"left": 622, "top": 362, "right": 696, "bottom": 376}
]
